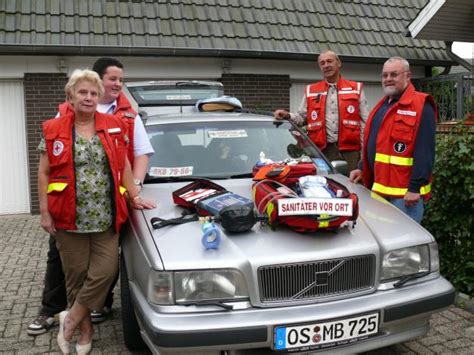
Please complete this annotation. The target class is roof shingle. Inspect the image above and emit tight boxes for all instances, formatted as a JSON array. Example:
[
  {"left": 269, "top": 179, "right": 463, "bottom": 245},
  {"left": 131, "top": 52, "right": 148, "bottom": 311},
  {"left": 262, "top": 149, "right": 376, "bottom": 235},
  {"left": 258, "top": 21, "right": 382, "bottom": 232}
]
[{"left": 0, "top": 0, "right": 454, "bottom": 65}]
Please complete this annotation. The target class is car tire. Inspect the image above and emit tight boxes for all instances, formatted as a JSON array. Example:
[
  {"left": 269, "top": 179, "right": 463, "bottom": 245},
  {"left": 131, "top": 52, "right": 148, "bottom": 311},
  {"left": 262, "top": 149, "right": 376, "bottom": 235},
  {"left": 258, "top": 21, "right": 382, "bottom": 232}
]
[{"left": 120, "top": 252, "right": 148, "bottom": 351}]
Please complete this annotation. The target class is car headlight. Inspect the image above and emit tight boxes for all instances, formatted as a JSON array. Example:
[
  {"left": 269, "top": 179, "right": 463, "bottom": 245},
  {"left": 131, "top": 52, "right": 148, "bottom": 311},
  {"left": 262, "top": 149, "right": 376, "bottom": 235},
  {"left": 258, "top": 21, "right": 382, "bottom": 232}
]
[
  {"left": 148, "top": 271, "right": 173, "bottom": 305},
  {"left": 381, "top": 243, "right": 438, "bottom": 281},
  {"left": 175, "top": 269, "right": 248, "bottom": 304}
]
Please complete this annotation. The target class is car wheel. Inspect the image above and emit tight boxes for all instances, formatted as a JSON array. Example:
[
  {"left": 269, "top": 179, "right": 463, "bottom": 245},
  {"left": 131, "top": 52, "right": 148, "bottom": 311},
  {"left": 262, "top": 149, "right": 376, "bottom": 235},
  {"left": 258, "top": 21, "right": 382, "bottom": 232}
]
[{"left": 120, "top": 252, "right": 148, "bottom": 351}]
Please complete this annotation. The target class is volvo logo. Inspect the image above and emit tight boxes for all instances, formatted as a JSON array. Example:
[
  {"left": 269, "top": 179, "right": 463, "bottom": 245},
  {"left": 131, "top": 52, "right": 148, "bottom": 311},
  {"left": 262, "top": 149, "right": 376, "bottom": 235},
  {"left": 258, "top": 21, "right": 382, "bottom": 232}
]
[
  {"left": 290, "top": 260, "right": 346, "bottom": 299},
  {"left": 315, "top": 271, "right": 329, "bottom": 286}
]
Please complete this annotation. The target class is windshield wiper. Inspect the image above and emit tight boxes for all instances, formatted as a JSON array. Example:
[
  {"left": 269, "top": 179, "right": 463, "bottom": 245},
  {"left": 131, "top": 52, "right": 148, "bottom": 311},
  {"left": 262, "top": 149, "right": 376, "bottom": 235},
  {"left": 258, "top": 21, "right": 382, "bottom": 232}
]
[
  {"left": 230, "top": 172, "right": 253, "bottom": 178},
  {"left": 393, "top": 271, "right": 430, "bottom": 288},
  {"left": 144, "top": 175, "right": 210, "bottom": 183},
  {"left": 145, "top": 174, "right": 240, "bottom": 183}
]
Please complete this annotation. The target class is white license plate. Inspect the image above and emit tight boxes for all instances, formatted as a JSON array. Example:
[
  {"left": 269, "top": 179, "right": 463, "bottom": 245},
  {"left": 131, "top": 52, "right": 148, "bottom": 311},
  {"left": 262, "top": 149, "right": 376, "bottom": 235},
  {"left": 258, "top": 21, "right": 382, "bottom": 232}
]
[{"left": 274, "top": 313, "right": 379, "bottom": 351}]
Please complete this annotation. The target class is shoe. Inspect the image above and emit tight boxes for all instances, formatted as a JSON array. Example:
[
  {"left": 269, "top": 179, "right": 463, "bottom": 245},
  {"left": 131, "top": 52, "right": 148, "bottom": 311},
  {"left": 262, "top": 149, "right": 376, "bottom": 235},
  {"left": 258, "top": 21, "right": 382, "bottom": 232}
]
[
  {"left": 90, "top": 306, "right": 111, "bottom": 324},
  {"left": 27, "top": 314, "right": 58, "bottom": 335},
  {"left": 57, "top": 311, "right": 70, "bottom": 354},
  {"left": 75, "top": 341, "right": 92, "bottom": 355}
]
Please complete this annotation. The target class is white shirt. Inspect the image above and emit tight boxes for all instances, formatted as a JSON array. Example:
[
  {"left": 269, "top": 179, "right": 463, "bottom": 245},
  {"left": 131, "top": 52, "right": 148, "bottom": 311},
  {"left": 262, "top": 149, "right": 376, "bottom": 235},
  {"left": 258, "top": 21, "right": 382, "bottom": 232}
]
[{"left": 97, "top": 100, "right": 154, "bottom": 157}]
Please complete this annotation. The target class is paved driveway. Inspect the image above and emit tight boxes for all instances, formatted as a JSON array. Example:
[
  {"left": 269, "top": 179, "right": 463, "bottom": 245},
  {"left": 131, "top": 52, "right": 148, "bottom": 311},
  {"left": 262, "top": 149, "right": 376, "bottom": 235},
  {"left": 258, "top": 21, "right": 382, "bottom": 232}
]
[{"left": 0, "top": 214, "right": 472, "bottom": 354}]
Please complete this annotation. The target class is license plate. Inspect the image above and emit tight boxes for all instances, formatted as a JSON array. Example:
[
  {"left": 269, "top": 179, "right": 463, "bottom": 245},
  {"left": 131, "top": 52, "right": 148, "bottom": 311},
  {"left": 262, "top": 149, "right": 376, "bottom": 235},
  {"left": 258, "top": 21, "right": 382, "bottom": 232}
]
[{"left": 274, "top": 312, "right": 379, "bottom": 351}]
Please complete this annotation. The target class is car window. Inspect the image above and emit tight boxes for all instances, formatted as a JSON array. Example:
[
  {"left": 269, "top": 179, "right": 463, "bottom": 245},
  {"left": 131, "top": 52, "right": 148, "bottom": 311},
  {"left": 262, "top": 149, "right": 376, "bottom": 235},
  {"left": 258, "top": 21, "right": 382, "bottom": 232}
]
[
  {"left": 145, "top": 120, "right": 331, "bottom": 180},
  {"left": 128, "top": 83, "right": 224, "bottom": 107}
]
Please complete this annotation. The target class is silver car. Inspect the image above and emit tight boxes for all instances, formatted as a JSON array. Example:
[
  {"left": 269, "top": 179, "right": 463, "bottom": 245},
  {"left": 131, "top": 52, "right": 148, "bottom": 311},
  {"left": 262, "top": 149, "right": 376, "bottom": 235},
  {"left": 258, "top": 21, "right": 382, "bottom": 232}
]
[{"left": 120, "top": 111, "right": 454, "bottom": 355}]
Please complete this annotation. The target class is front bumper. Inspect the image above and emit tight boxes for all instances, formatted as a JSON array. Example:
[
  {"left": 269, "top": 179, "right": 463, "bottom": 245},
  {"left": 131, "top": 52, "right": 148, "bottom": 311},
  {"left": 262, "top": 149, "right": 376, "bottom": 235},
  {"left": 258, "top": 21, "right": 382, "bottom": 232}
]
[{"left": 130, "top": 277, "right": 454, "bottom": 353}]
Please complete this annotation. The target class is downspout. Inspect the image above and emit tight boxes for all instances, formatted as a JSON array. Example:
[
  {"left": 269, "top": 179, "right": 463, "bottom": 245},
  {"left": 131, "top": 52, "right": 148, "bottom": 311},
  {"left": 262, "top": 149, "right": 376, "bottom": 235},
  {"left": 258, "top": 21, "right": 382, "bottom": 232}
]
[{"left": 445, "top": 41, "right": 473, "bottom": 72}]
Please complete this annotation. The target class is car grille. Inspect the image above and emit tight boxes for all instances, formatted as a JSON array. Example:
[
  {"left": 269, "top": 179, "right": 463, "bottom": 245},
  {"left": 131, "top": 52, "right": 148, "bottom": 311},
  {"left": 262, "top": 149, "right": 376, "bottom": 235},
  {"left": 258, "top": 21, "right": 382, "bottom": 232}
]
[{"left": 258, "top": 255, "right": 375, "bottom": 303}]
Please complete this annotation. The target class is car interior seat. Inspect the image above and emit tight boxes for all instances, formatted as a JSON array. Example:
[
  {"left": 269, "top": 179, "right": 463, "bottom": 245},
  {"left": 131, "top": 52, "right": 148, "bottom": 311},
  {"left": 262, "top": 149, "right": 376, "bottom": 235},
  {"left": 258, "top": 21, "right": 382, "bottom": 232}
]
[{"left": 149, "top": 134, "right": 185, "bottom": 167}]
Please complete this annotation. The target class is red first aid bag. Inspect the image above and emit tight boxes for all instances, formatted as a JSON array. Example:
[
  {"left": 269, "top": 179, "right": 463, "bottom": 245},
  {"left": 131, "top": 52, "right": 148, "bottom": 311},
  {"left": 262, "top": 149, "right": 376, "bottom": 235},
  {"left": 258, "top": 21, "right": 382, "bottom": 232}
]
[{"left": 252, "top": 163, "right": 359, "bottom": 233}]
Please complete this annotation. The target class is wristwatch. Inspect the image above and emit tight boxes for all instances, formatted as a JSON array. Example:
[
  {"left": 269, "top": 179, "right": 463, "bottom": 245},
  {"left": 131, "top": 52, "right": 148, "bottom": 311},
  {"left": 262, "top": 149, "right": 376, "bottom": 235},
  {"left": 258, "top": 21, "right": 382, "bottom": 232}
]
[{"left": 133, "top": 178, "right": 143, "bottom": 188}]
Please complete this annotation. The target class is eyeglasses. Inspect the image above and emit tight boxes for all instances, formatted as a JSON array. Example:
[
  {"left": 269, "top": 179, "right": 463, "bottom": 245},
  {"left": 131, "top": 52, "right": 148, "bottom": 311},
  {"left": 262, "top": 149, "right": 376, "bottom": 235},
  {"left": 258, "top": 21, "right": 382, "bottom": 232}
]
[{"left": 381, "top": 71, "right": 409, "bottom": 79}]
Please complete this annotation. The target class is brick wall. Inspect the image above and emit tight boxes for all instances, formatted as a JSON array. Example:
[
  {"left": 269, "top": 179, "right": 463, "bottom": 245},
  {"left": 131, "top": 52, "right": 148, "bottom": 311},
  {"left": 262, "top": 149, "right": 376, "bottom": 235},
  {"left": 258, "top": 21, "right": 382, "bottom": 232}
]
[
  {"left": 25, "top": 73, "right": 68, "bottom": 214},
  {"left": 220, "top": 74, "right": 291, "bottom": 113}
]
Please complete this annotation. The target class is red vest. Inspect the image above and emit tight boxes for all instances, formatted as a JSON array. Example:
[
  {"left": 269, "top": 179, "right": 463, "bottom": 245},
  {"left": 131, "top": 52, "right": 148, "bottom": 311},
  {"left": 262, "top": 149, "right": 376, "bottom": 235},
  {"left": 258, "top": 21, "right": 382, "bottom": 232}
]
[
  {"left": 362, "top": 83, "right": 436, "bottom": 199},
  {"left": 58, "top": 93, "right": 136, "bottom": 165},
  {"left": 306, "top": 77, "right": 363, "bottom": 151},
  {"left": 42, "top": 112, "right": 129, "bottom": 232}
]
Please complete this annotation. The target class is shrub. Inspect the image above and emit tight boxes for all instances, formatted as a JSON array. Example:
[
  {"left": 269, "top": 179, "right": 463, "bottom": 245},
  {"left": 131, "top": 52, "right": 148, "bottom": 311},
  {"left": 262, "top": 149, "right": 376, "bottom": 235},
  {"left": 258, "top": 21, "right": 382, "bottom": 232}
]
[{"left": 422, "top": 127, "right": 474, "bottom": 295}]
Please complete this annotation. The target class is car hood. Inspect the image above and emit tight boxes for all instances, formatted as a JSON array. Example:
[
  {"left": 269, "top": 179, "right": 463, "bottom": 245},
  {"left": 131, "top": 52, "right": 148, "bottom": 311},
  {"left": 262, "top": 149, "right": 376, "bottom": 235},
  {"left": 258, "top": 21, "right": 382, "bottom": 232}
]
[{"left": 139, "top": 175, "right": 434, "bottom": 271}]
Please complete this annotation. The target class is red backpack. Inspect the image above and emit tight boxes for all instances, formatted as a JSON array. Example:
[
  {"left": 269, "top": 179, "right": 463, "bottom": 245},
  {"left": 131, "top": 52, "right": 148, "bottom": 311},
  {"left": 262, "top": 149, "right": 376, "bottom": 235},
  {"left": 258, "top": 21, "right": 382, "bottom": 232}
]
[{"left": 252, "top": 162, "right": 359, "bottom": 233}]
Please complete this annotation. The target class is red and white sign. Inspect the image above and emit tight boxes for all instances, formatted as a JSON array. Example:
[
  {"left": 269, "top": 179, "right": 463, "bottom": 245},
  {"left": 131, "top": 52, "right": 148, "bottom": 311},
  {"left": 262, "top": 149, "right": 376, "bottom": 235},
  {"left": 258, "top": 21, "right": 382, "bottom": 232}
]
[
  {"left": 278, "top": 198, "right": 353, "bottom": 216},
  {"left": 149, "top": 166, "right": 193, "bottom": 177},
  {"left": 53, "top": 140, "right": 64, "bottom": 156}
]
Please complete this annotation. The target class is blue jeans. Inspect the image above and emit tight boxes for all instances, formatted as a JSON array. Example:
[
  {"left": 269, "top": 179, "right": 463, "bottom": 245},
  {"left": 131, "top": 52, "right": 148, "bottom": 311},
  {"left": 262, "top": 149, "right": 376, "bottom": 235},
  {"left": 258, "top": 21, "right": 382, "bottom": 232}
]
[{"left": 389, "top": 197, "right": 424, "bottom": 223}]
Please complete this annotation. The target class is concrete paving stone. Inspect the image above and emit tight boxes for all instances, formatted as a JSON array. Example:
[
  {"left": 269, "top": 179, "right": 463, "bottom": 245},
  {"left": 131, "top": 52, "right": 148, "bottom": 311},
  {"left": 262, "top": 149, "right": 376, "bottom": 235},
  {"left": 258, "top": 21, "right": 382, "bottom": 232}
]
[
  {"left": 3, "top": 322, "right": 21, "bottom": 338},
  {"left": 11, "top": 302, "right": 26, "bottom": 314},
  {"left": 454, "top": 349, "right": 474, "bottom": 355},
  {"left": 404, "top": 341, "right": 434, "bottom": 354},
  {"left": 465, "top": 326, "right": 474, "bottom": 340},
  {"left": 442, "top": 308, "right": 466, "bottom": 321},
  {"left": 445, "top": 338, "right": 470, "bottom": 350},
  {"left": 1, "top": 214, "right": 473, "bottom": 355},
  {"left": 419, "top": 335, "right": 443, "bottom": 346},
  {"left": 34, "top": 333, "right": 53, "bottom": 346},
  {"left": 429, "top": 344, "right": 451, "bottom": 354},
  {"left": 0, "top": 300, "right": 14, "bottom": 310},
  {"left": 17, "top": 346, "right": 51, "bottom": 355}
]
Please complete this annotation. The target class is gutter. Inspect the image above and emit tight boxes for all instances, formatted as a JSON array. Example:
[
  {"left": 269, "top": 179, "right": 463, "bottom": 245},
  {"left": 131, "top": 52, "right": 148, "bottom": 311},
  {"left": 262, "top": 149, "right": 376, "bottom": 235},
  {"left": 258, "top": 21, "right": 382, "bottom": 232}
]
[
  {"left": 0, "top": 44, "right": 455, "bottom": 67},
  {"left": 445, "top": 41, "right": 473, "bottom": 72}
]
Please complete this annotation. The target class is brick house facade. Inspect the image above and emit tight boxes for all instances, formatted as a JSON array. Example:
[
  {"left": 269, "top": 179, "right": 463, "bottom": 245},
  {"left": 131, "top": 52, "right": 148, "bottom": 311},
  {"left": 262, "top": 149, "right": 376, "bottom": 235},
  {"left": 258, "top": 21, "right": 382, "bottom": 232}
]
[{"left": 24, "top": 72, "right": 290, "bottom": 213}]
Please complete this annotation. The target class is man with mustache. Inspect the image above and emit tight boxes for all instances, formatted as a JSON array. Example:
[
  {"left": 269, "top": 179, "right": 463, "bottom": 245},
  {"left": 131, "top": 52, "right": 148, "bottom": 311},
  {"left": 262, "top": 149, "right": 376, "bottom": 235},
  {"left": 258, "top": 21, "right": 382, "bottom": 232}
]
[
  {"left": 350, "top": 56, "right": 437, "bottom": 223},
  {"left": 274, "top": 50, "right": 369, "bottom": 171}
]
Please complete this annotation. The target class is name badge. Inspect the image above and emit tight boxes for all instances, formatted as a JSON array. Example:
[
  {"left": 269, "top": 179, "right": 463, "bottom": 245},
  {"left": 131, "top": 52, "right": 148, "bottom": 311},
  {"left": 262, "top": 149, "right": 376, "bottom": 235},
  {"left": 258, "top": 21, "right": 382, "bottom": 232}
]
[
  {"left": 108, "top": 127, "right": 121, "bottom": 134},
  {"left": 396, "top": 109, "right": 417, "bottom": 117}
]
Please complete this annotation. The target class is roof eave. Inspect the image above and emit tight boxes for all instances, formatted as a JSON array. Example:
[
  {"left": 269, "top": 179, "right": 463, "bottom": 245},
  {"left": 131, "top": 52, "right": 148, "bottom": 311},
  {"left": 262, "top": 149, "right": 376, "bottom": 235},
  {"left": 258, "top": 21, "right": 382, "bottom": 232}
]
[
  {"left": 0, "top": 44, "right": 456, "bottom": 67},
  {"left": 407, "top": 0, "right": 446, "bottom": 39}
]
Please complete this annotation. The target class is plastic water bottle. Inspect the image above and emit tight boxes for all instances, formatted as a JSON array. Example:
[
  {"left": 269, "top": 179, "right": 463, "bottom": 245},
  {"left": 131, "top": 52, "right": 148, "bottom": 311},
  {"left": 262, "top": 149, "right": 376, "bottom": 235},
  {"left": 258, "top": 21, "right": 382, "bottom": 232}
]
[
  {"left": 201, "top": 221, "right": 221, "bottom": 249},
  {"left": 256, "top": 152, "right": 267, "bottom": 167}
]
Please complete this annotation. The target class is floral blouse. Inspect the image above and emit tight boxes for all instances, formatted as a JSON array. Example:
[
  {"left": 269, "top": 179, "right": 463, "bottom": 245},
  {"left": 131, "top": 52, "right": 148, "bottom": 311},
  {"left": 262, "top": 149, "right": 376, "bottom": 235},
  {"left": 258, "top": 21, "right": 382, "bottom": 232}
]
[{"left": 39, "top": 133, "right": 113, "bottom": 233}]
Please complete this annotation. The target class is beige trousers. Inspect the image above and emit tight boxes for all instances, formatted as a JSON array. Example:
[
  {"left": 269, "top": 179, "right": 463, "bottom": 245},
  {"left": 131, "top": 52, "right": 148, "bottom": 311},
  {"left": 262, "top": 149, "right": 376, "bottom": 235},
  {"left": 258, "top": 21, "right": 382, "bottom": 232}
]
[
  {"left": 55, "top": 228, "right": 119, "bottom": 310},
  {"left": 322, "top": 143, "right": 360, "bottom": 172}
]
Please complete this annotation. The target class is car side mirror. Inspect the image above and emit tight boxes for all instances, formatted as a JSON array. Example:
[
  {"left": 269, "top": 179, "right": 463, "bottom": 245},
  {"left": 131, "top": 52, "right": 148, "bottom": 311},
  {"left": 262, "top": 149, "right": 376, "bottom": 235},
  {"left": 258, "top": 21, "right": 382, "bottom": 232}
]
[
  {"left": 331, "top": 160, "right": 349, "bottom": 176},
  {"left": 138, "top": 110, "right": 148, "bottom": 124}
]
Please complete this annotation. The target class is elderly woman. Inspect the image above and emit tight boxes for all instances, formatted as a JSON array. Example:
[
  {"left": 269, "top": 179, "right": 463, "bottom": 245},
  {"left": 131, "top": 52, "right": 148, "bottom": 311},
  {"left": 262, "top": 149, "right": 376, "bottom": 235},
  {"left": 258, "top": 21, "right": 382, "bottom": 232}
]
[{"left": 38, "top": 69, "right": 155, "bottom": 354}]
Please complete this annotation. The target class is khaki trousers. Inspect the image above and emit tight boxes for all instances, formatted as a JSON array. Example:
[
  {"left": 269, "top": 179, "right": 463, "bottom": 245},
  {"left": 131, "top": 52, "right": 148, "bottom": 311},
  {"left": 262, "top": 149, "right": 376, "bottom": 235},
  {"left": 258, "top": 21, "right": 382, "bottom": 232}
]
[
  {"left": 322, "top": 143, "right": 360, "bottom": 172},
  {"left": 55, "top": 228, "right": 119, "bottom": 310}
]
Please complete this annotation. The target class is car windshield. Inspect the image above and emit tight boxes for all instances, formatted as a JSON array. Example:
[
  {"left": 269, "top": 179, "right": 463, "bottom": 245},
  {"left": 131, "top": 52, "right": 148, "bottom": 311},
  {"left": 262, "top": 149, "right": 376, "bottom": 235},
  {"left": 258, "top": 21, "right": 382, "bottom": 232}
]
[
  {"left": 145, "top": 119, "right": 332, "bottom": 181},
  {"left": 128, "top": 83, "right": 224, "bottom": 107}
]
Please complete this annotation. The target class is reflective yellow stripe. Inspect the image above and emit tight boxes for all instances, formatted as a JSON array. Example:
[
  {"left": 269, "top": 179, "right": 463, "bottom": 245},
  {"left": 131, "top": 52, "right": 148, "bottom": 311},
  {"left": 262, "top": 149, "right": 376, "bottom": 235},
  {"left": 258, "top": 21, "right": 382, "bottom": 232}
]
[
  {"left": 372, "top": 182, "right": 431, "bottom": 196},
  {"left": 375, "top": 153, "right": 413, "bottom": 166},
  {"left": 47, "top": 182, "right": 68, "bottom": 193},
  {"left": 372, "top": 183, "right": 407, "bottom": 196},
  {"left": 319, "top": 221, "right": 329, "bottom": 228},
  {"left": 119, "top": 186, "right": 126, "bottom": 195},
  {"left": 266, "top": 203, "right": 274, "bottom": 225},
  {"left": 420, "top": 184, "right": 431, "bottom": 195}
]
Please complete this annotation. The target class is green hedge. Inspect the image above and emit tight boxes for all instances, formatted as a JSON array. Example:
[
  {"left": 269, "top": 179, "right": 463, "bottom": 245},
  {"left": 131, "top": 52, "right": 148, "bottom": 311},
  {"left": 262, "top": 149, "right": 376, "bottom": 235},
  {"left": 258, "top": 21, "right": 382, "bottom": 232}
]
[{"left": 422, "top": 127, "right": 474, "bottom": 295}]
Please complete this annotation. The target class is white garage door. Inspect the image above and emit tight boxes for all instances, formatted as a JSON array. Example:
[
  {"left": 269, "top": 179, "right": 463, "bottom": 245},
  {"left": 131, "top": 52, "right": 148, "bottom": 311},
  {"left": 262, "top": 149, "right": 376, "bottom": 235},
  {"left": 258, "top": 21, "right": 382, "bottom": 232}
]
[{"left": 0, "top": 80, "right": 30, "bottom": 214}]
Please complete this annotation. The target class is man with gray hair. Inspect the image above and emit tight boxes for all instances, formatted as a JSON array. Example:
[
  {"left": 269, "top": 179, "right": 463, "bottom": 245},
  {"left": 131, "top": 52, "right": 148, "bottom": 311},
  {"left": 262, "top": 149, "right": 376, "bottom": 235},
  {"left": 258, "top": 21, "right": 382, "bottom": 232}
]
[
  {"left": 350, "top": 56, "right": 437, "bottom": 223},
  {"left": 274, "top": 50, "right": 369, "bottom": 171}
]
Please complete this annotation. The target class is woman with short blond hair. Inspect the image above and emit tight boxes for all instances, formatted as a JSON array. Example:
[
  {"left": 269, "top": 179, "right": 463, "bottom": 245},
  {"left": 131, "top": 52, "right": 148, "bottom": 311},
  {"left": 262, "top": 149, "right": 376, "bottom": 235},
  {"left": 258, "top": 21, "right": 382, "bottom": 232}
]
[{"left": 38, "top": 69, "right": 155, "bottom": 354}]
